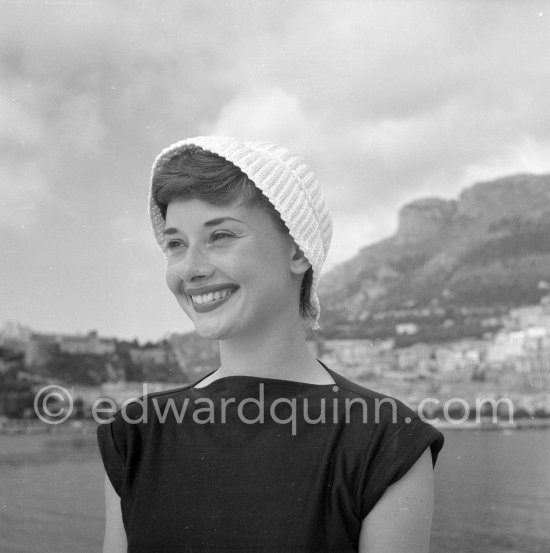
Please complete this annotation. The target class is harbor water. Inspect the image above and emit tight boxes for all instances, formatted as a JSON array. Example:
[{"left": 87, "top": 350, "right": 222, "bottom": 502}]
[{"left": 0, "top": 427, "right": 548, "bottom": 553}]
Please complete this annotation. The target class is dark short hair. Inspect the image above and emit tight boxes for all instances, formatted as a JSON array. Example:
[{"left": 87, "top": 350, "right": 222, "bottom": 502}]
[{"left": 152, "top": 145, "right": 314, "bottom": 321}]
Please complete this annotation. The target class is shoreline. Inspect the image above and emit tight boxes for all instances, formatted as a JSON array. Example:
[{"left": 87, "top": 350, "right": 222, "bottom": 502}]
[
  {"left": 0, "top": 418, "right": 98, "bottom": 436},
  {"left": 432, "top": 417, "right": 550, "bottom": 431},
  {"left": 1, "top": 416, "right": 550, "bottom": 435}
]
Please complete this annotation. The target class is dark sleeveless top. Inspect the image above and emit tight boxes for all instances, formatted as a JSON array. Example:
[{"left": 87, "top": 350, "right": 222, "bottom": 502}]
[{"left": 97, "top": 364, "right": 444, "bottom": 552}]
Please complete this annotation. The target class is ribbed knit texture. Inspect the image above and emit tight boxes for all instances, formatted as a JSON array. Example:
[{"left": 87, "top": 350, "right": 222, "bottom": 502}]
[{"left": 149, "top": 136, "right": 333, "bottom": 329}]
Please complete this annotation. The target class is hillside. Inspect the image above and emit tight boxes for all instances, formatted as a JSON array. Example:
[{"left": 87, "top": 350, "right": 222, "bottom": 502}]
[{"left": 318, "top": 174, "right": 550, "bottom": 339}]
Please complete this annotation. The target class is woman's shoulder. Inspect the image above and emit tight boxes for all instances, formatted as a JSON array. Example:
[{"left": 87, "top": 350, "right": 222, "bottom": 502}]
[
  {"left": 326, "top": 367, "right": 419, "bottom": 424},
  {"left": 326, "top": 368, "right": 445, "bottom": 470},
  {"left": 106, "top": 382, "right": 197, "bottom": 427}
]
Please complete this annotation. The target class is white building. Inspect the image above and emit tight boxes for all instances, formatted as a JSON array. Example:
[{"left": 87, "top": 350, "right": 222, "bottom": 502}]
[
  {"left": 395, "top": 322, "right": 419, "bottom": 335},
  {"left": 58, "top": 332, "right": 116, "bottom": 356},
  {"left": 129, "top": 346, "right": 168, "bottom": 366}
]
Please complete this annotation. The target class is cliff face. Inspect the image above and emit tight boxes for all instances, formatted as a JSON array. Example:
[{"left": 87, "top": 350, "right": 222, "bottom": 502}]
[
  {"left": 318, "top": 173, "right": 550, "bottom": 329},
  {"left": 394, "top": 198, "right": 457, "bottom": 246},
  {"left": 457, "top": 175, "right": 550, "bottom": 222}
]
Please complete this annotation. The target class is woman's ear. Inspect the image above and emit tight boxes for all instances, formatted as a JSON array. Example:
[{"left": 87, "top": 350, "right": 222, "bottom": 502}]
[{"left": 289, "top": 244, "right": 311, "bottom": 275}]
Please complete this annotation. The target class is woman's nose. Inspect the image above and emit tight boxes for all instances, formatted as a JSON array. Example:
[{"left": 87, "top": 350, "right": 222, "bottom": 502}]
[{"left": 178, "top": 244, "right": 215, "bottom": 283}]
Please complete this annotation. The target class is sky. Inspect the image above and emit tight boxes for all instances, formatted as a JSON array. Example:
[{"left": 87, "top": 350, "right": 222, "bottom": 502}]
[{"left": 2, "top": 0, "right": 550, "bottom": 342}]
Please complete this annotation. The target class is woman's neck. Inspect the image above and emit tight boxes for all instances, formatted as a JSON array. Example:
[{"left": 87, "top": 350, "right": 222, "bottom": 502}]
[{"left": 216, "top": 316, "right": 333, "bottom": 384}]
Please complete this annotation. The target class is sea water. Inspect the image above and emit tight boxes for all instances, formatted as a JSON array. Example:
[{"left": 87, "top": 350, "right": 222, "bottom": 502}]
[{"left": 0, "top": 428, "right": 548, "bottom": 553}]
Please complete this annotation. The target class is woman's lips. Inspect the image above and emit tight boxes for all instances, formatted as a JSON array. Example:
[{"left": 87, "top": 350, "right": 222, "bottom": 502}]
[{"left": 188, "top": 286, "right": 239, "bottom": 313}]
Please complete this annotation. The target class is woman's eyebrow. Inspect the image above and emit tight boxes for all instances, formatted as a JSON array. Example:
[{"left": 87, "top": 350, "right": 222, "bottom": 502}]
[
  {"left": 203, "top": 217, "right": 245, "bottom": 227},
  {"left": 162, "top": 217, "right": 245, "bottom": 236},
  {"left": 162, "top": 227, "right": 180, "bottom": 236}
]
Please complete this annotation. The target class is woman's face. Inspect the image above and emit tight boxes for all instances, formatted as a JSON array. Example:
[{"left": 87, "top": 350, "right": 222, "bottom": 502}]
[{"left": 164, "top": 196, "right": 303, "bottom": 340}]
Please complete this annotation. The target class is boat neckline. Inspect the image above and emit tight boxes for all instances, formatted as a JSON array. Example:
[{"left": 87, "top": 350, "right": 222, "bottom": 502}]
[{"left": 191, "top": 364, "right": 339, "bottom": 390}]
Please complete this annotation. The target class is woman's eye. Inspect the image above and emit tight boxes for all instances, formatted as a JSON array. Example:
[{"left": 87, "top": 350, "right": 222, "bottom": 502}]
[
  {"left": 210, "top": 231, "right": 234, "bottom": 242},
  {"left": 165, "top": 239, "right": 187, "bottom": 252}
]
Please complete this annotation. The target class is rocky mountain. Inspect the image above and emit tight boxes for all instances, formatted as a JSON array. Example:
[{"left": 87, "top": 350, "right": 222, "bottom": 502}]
[{"left": 318, "top": 174, "right": 550, "bottom": 339}]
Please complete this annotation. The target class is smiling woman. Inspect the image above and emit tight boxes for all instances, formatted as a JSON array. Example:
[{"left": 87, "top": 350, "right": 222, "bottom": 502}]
[
  {"left": 163, "top": 197, "right": 300, "bottom": 340},
  {"left": 154, "top": 144, "right": 315, "bottom": 324},
  {"left": 96, "top": 136, "right": 444, "bottom": 553}
]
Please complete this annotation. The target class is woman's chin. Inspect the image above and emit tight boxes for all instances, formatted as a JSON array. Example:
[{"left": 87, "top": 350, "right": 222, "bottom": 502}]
[{"left": 192, "top": 320, "right": 234, "bottom": 341}]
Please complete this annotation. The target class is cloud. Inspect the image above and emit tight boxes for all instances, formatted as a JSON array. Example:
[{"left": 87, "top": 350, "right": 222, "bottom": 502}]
[
  {"left": 462, "top": 137, "right": 550, "bottom": 188},
  {"left": 0, "top": 160, "right": 51, "bottom": 231},
  {"left": 2, "top": 1, "right": 550, "bottom": 339},
  {"left": 109, "top": 209, "right": 160, "bottom": 255},
  {"left": 0, "top": 88, "right": 45, "bottom": 146},
  {"left": 204, "top": 86, "right": 313, "bottom": 146}
]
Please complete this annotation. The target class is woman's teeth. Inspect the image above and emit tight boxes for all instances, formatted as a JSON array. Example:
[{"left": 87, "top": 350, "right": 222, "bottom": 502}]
[{"left": 191, "top": 288, "right": 233, "bottom": 304}]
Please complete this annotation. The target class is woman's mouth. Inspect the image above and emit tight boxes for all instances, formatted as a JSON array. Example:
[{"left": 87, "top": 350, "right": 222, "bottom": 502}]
[{"left": 188, "top": 286, "right": 239, "bottom": 313}]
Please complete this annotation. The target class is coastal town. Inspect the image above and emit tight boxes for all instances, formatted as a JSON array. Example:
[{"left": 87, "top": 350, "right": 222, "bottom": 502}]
[{"left": 1, "top": 295, "right": 549, "bottom": 432}]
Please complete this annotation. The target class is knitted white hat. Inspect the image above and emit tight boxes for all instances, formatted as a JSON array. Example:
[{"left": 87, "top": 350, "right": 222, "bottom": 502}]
[{"left": 149, "top": 136, "right": 333, "bottom": 329}]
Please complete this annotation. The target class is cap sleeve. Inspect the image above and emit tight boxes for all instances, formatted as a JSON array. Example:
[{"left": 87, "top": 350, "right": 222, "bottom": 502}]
[
  {"left": 359, "top": 416, "right": 444, "bottom": 518},
  {"left": 96, "top": 415, "right": 126, "bottom": 498}
]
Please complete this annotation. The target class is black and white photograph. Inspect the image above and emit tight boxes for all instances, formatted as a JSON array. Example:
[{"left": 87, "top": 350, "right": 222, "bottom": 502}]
[{"left": 1, "top": 1, "right": 549, "bottom": 552}]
